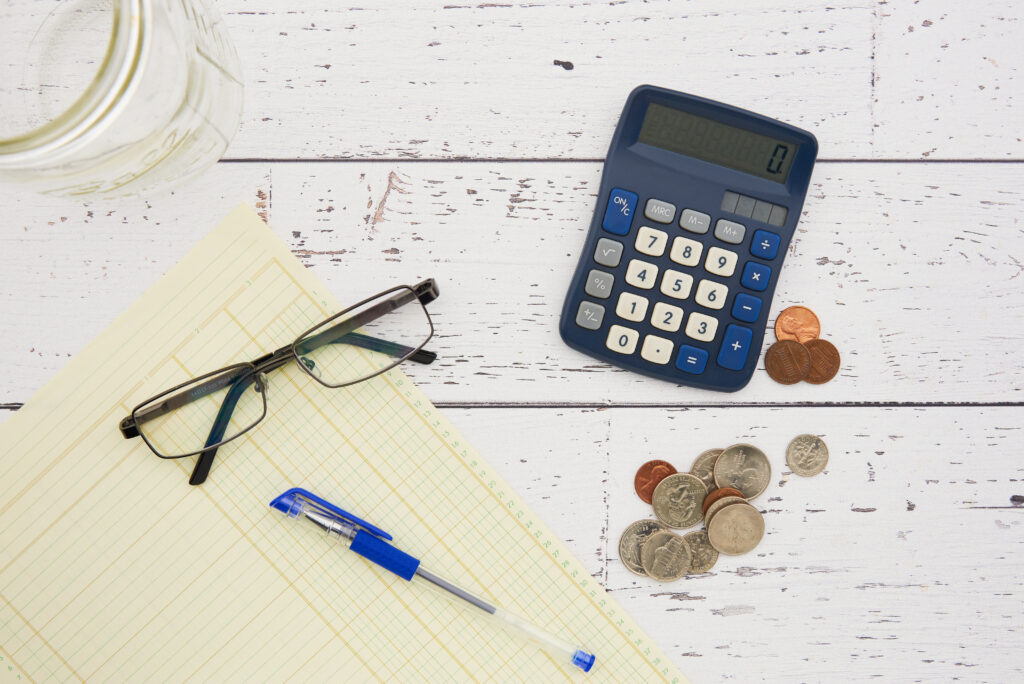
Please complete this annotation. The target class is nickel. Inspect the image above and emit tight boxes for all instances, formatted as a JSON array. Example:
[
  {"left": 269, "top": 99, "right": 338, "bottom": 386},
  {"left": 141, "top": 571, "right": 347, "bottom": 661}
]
[
  {"left": 714, "top": 444, "right": 771, "bottom": 500},
  {"left": 634, "top": 459, "right": 677, "bottom": 504},
  {"left": 786, "top": 434, "right": 829, "bottom": 477},
  {"left": 683, "top": 530, "right": 719, "bottom": 573},
  {"left": 765, "top": 340, "right": 810, "bottom": 385},
  {"left": 640, "top": 530, "right": 691, "bottom": 581},
  {"left": 618, "top": 519, "right": 669, "bottom": 576},
  {"left": 707, "top": 502, "right": 765, "bottom": 555},
  {"left": 652, "top": 473, "right": 707, "bottom": 529},
  {"left": 774, "top": 306, "right": 820, "bottom": 344},
  {"left": 689, "top": 449, "right": 722, "bottom": 493},
  {"left": 804, "top": 338, "right": 841, "bottom": 384}
]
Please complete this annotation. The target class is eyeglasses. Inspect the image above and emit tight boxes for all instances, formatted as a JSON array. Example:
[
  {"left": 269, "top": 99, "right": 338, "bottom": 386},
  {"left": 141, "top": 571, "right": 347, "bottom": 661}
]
[{"left": 119, "top": 279, "right": 439, "bottom": 485}]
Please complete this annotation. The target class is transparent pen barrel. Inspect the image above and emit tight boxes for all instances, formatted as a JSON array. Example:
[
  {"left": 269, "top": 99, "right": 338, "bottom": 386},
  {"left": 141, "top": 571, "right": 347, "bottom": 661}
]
[{"left": 490, "top": 607, "right": 577, "bottom": 664}]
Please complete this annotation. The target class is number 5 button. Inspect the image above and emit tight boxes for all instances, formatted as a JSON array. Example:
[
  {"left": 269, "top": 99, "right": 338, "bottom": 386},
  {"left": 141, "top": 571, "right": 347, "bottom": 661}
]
[{"left": 695, "top": 279, "right": 728, "bottom": 310}]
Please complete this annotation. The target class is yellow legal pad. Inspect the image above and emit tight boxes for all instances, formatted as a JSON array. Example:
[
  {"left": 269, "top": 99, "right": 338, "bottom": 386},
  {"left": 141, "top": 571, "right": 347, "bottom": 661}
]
[{"left": 0, "top": 205, "right": 685, "bottom": 682}]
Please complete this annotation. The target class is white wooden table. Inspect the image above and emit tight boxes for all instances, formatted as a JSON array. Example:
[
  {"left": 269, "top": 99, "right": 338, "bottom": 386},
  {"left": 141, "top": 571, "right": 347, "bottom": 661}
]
[{"left": 2, "top": 2, "right": 1022, "bottom": 681}]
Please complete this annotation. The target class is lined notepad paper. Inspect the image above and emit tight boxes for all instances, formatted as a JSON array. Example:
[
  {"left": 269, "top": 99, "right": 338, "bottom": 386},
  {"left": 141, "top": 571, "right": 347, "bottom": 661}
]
[{"left": 0, "top": 205, "right": 685, "bottom": 682}]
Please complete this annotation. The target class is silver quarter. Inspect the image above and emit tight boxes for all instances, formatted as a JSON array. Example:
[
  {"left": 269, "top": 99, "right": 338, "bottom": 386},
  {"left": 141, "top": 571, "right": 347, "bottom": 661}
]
[
  {"left": 652, "top": 473, "right": 707, "bottom": 529},
  {"left": 689, "top": 448, "right": 723, "bottom": 494},
  {"left": 702, "top": 495, "right": 747, "bottom": 528},
  {"left": 640, "top": 530, "right": 691, "bottom": 581},
  {"left": 786, "top": 434, "right": 829, "bottom": 477},
  {"left": 683, "top": 530, "right": 719, "bottom": 573},
  {"left": 713, "top": 443, "right": 771, "bottom": 500},
  {"left": 707, "top": 503, "right": 765, "bottom": 555},
  {"left": 618, "top": 519, "right": 669, "bottom": 576}
]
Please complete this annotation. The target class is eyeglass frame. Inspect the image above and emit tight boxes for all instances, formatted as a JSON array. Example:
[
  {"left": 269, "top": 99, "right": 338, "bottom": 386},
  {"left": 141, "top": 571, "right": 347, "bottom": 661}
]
[{"left": 119, "top": 278, "right": 439, "bottom": 486}]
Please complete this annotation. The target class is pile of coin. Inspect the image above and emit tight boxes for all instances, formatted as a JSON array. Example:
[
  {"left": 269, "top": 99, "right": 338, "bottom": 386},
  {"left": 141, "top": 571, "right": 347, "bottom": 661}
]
[
  {"left": 764, "top": 306, "right": 841, "bottom": 385},
  {"left": 621, "top": 436, "right": 829, "bottom": 582}
]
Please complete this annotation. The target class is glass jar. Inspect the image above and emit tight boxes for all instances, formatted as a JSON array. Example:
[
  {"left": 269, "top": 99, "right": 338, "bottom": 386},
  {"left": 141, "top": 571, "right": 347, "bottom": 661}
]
[{"left": 0, "top": 0, "right": 243, "bottom": 197}]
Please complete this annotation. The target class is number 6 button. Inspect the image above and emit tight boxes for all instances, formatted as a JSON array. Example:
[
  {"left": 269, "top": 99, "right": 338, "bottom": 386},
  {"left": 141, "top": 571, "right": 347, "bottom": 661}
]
[{"left": 695, "top": 279, "right": 728, "bottom": 310}]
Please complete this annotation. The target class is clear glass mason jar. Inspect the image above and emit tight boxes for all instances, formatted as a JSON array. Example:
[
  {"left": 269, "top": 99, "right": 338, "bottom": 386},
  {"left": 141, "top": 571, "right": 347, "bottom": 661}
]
[{"left": 0, "top": 0, "right": 243, "bottom": 197}]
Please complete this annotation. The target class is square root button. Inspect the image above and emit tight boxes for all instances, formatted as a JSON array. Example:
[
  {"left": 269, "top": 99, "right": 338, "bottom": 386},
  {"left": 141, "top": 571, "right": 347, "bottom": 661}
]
[{"left": 675, "top": 345, "right": 709, "bottom": 374}]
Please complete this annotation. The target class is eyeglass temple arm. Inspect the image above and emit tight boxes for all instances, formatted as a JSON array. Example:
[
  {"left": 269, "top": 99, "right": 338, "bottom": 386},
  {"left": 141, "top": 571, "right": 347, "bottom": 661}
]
[
  {"left": 188, "top": 372, "right": 262, "bottom": 486},
  {"left": 119, "top": 370, "right": 247, "bottom": 439}
]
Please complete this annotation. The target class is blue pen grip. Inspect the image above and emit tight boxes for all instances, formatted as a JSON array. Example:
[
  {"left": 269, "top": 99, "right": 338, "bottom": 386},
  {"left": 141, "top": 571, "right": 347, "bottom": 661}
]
[{"left": 350, "top": 530, "right": 421, "bottom": 580}]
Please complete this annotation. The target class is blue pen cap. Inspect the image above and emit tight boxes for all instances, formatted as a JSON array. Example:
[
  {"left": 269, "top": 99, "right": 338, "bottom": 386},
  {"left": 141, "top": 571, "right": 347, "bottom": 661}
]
[
  {"left": 270, "top": 487, "right": 393, "bottom": 541},
  {"left": 571, "top": 649, "right": 595, "bottom": 672}
]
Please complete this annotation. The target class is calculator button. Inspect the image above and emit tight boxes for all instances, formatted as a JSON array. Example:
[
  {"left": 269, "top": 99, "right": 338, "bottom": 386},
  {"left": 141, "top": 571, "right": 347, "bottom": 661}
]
[
  {"left": 704, "top": 247, "right": 738, "bottom": 277},
  {"left": 644, "top": 198, "right": 676, "bottom": 224},
  {"left": 675, "top": 345, "right": 709, "bottom": 374},
  {"left": 575, "top": 301, "right": 605, "bottom": 330},
  {"left": 694, "top": 279, "right": 728, "bottom": 310},
  {"left": 606, "top": 325, "right": 639, "bottom": 355},
  {"left": 734, "top": 195, "right": 756, "bottom": 218},
  {"left": 615, "top": 292, "right": 649, "bottom": 322},
  {"left": 679, "top": 209, "right": 711, "bottom": 234},
  {"left": 731, "top": 293, "right": 762, "bottom": 323},
  {"left": 594, "top": 238, "right": 624, "bottom": 267},
  {"left": 717, "top": 324, "right": 754, "bottom": 371},
  {"left": 651, "top": 302, "right": 684, "bottom": 332},
  {"left": 741, "top": 262, "right": 771, "bottom": 291},
  {"left": 714, "top": 219, "right": 746, "bottom": 245},
  {"left": 624, "top": 259, "right": 658, "bottom": 289},
  {"left": 669, "top": 236, "right": 702, "bottom": 267},
  {"left": 584, "top": 269, "right": 614, "bottom": 299},
  {"left": 602, "top": 188, "right": 638, "bottom": 236},
  {"left": 750, "top": 230, "right": 780, "bottom": 260},
  {"left": 660, "top": 270, "right": 694, "bottom": 300},
  {"left": 751, "top": 200, "right": 773, "bottom": 224},
  {"left": 635, "top": 226, "right": 669, "bottom": 257},
  {"left": 640, "top": 335, "right": 674, "bottom": 365},
  {"left": 768, "top": 204, "right": 789, "bottom": 227},
  {"left": 685, "top": 312, "right": 718, "bottom": 342}
]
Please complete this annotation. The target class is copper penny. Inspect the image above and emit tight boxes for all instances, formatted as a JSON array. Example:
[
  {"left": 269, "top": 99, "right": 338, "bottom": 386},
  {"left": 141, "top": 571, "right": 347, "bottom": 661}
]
[
  {"left": 764, "top": 340, "right": 811, "bottom": 384},
  {"left": 701, "top": 487, "right": 744, "bottom": 516},
  {"left": 774, "top": 306, "right": 821, "bottom": 344},
  {"left": 634, "top": 460, "right": 677, "bottom": 504},
  {"left": 804, "top": 338, "right": 841, "bottom": 384}
]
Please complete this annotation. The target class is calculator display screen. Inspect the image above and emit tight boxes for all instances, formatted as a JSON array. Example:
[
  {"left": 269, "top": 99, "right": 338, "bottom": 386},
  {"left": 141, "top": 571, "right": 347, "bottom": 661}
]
[{"left": 637, "top": 103, "right": 797, "bottom": 183}]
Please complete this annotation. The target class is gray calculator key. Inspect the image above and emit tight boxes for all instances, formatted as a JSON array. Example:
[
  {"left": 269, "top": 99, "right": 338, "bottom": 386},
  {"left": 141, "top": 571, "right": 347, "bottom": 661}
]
[
  {"left": 714, "top": 219, "right": 746, "bottom": 244},
  {"left": 575, "top": 301, "right": 605, "bottom": 330},
  {"left": 721, "top": 191, "right": 740, "bottom": 213},
  {"left": 584, "top": 269, "right": 614, "bottom": 299},
  {"left": 594, "top": 238, "right": 623, "bottom": 267},
  {"left": 768, "top": 204, "right": 789, "bottom": 227},
  {"left": 679, "top": 209, "right": 711, "bottom": 234},
  {"left": 644, "top": 198, "right": 676, "bottom": 223},
  {"left": 734, "top": 195, "right": 756, "bottom": 218},
  {"left": 751, "top": 200, "right": 773, "bottom": 224}
]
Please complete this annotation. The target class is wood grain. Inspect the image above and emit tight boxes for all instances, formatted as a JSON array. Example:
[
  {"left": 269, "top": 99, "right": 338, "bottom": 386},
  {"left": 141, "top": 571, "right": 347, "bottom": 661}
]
[{"left": 2, "top": 161, "right": 1021, "bottom": 405}]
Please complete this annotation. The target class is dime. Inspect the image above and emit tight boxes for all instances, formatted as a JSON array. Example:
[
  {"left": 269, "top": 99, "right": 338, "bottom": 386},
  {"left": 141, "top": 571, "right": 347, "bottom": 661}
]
[
  {"left": 640, "top": 530, "right": 692, "bottom": 581},
  {"left": 634, "top": 459, "right": 678, "bottom": 504},
  {"left": 683, "top": 530, "right": 719, "bottom": 573},
  {"left": 703, "top": 495, "right": 746, "bottom": 528},
  {"left": 764, "top": 340, "right": 811, "bottom": 385},
  {"left": 618, "top": 519, "right": 669, "bottom": 576},
  {"left": 701, "top": 486, "right": 744, "bottom": 516},
  {"left": 652, "top": 473, "right": 707, "bottom": 529},
  {"left": 774, "top": 306, "right": 821, "bottom": 344},
  {"left": 689, "top": 448, "right": 723, "bottom": 493},
  {"left": 804, "top": 339, "right": 841, "bottom": 384},
  {"left": 786, "top": 434, "right": 829, "bottom": 477},
  {"left": 707, "top": 503, "right": 765, "bottom": 555},
  {"left": 713, "top": 444, "right": 771, "bottom": 500}
]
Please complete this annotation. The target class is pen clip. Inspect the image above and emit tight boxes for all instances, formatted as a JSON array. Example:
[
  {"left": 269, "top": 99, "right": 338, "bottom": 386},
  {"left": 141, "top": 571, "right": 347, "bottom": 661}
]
[{"left": 269, "top": 487, "right": 393, "bottom": 541}]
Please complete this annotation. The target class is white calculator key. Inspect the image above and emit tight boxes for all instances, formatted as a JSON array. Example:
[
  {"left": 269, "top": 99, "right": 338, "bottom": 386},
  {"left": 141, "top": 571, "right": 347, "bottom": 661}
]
[
  {"left": 685, "top": 312, "right": 718, "bottom": 342},
  {"left": 635, "top": 226, "right": 669, "bottom": 257},
  {"left": 606, "top": 325, "right": 640, "bottom": 355},
  {"left": 624, "top": 259, "right": 658, "bottom": 290},
  {"left": 615, "top": 292, "right": 649, "bottom": 322},
  {"left": 669, "top": 236, "right": 702, "bottom": 267},
  {"left": 660, "top": 269, "right": 693, "bottom": 300},
  {"left": 651, "top": 302, "right": 683, "bottom": 332},
  {"left": 705, "top": 247, "right": 738, "bottom": 277},
  {"left": 640, "top": 335, "right": 674, "bottom": 365},
  {"left": 694, "top": 279, "right": 728, "bottom": 310}
]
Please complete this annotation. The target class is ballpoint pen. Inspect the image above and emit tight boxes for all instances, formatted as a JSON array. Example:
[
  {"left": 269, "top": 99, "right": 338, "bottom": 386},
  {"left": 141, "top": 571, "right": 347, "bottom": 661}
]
[{"left": 270, "top": 487, "right": 596, "bottom": 673}]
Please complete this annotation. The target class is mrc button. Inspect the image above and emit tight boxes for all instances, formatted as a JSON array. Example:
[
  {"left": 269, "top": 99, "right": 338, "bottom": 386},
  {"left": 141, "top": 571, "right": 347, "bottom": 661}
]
[{"left": 644, "top": 198, "right": 676, "bottom": 223}]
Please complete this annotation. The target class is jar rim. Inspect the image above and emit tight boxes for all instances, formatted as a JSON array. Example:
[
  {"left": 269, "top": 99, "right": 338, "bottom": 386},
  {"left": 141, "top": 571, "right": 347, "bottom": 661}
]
[{"left": 0, "top": 0, "right": 146, "bottom": 164}]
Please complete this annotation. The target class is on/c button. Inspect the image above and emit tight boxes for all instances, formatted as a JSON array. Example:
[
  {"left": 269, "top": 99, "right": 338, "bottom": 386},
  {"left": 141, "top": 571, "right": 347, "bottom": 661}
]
[{"left": 602, "top": 188, "right": 638, "bottom": 235}]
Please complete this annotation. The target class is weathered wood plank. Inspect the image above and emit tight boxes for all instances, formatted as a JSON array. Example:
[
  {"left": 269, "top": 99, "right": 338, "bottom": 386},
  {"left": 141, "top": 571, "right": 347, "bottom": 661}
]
[{"left": 3, "top": 160, "right": 1020, "bottom": 404}]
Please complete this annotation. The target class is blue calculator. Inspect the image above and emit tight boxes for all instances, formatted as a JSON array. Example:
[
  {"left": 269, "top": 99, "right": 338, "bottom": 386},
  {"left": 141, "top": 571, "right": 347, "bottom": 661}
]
[{"left": 559, "top": 85, "right": 818, "bottom": 392}]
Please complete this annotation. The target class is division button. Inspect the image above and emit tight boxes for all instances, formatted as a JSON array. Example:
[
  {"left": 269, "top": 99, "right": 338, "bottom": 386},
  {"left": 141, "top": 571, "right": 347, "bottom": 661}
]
[
  {"left": 594, "top": 237, "right": 624, "bottom": 267},
  {"left": 679, "top": 209, "right": 711, "bottom": 234},
  {"left": 602, "top": 188, "right": 638, "bottom": 235},
  {"left": 640, "top": 335, "right": 674, "bottom": 365},
  {"left": 749, "top": 230, "right": 780, "bottom": 260},
  {"left": 575, "top": 301, "right": 605, "bottom": 330},
  {"left": 675, "top": 345, "right": 709, "bottom": 374},
  {"left": 644, "top": 198, "right": 676, "bottom": 224},
  {"left": 717, "top": 324, "right": 754, "bottom": 371},
  {"left": 584, "top": 269, "right": 614, "bottom": 299}
]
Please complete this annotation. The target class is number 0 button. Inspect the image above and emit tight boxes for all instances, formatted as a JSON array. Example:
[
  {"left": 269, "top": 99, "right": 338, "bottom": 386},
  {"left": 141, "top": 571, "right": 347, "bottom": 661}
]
[{"left": 606, "top": 325, "right": 639, "bottom": 355}]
